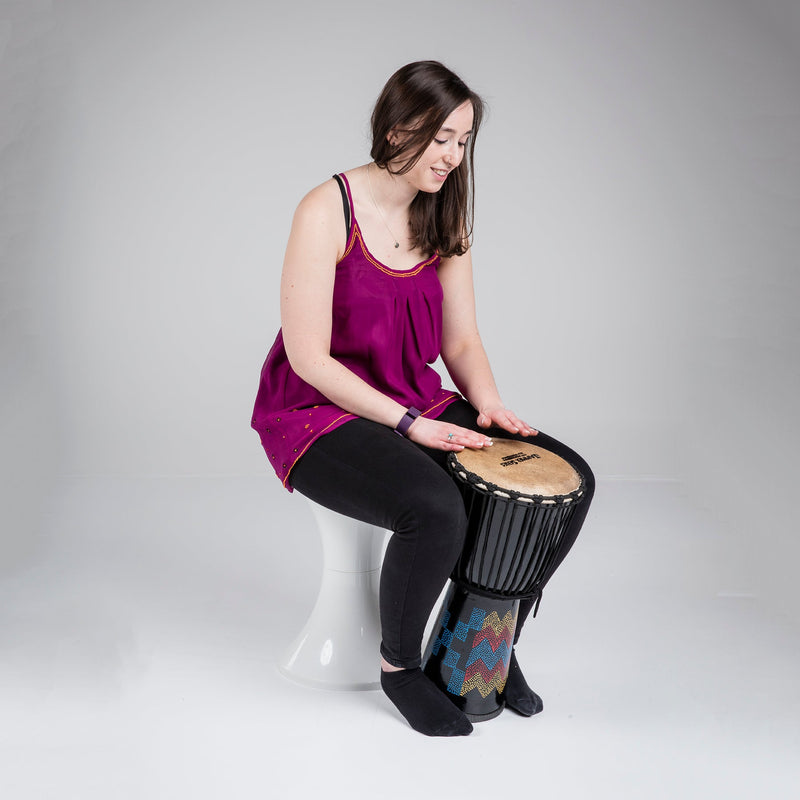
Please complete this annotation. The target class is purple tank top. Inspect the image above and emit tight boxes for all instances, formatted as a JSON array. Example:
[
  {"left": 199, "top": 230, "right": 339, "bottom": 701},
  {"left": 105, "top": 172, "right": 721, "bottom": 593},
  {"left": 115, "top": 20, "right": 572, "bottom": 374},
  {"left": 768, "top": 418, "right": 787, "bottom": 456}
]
[{"left": 251, "top": 172, "right": 459, "bottom": 489}]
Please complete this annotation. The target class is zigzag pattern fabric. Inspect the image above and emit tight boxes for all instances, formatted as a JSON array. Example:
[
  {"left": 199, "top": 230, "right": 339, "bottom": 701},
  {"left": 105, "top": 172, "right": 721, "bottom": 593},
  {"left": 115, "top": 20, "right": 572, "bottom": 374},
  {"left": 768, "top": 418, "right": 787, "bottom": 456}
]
[
  {"left": 461, "top": 611, "right": 515, "bottom": 698},
  {"left": 432, "top": 606, "right": 516, "bottom": 699}
]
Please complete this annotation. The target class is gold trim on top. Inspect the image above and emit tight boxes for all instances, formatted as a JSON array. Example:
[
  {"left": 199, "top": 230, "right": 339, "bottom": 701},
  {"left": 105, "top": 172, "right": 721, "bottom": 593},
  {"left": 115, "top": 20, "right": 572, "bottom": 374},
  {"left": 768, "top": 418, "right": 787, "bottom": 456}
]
[
  {"left": 422, "top": 392, "right": 460, "bottom": 417},
  {"left": 343, "top": 224, "right": 437, "bottom": 276},
  {"left": 336, "top": 222, "right": 358, "bottom": 264}
]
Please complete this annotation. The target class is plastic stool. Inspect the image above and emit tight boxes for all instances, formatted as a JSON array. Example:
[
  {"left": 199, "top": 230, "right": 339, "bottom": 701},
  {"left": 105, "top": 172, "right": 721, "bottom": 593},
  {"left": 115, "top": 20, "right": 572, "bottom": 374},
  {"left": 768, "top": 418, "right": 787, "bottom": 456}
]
[{"left": 279, "top": 501, "right": 389, "bottom": 690}]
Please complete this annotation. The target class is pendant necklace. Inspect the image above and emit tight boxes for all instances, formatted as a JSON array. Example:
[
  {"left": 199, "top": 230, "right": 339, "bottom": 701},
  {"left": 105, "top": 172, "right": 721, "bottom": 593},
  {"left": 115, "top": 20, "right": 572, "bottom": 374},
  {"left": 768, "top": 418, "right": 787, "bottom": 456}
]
[{"left": 367, "top": 163, "right": 401, "bottom": 248}]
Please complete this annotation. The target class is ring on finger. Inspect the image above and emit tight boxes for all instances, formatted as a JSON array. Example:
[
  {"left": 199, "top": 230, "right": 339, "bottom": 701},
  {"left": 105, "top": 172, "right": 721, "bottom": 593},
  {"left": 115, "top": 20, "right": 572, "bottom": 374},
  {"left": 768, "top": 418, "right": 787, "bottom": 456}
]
[{"left": 447, "top": 432, "right": 454, "bottom": 441}]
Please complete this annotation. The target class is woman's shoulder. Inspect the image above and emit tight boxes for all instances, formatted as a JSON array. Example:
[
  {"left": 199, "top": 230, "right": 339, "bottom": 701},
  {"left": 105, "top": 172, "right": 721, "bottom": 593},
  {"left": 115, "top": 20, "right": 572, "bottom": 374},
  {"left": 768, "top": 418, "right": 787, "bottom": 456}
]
[
  {"left": 283, "top": 180, "right": 342, "bottom": 250},
  {"left": 295, "top": 176, "right": 342, "bottom": 218},
  {"left": 287, "top": 170, "right": 361, "bottom": 255},
  {"left": 296, "top": 167, "right": 363, "bottom": 214}
]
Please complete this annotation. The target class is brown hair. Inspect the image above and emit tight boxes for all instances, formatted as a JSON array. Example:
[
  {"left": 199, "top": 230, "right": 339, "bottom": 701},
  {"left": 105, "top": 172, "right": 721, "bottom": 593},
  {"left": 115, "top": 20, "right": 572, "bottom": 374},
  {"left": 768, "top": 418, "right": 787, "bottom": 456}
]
[{"left": 370, "top": 61, "right": 485, "bottom": 258}]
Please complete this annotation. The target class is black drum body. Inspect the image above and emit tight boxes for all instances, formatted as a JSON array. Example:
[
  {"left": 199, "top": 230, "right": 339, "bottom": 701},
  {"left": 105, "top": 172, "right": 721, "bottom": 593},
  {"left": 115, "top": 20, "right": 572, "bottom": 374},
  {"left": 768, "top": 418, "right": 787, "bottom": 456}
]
[
  {"left": 454, "top": 476, "right": 583, "bottom": 599},
  {"left": 423, "top": 442, "right": 585, "bottom": 722}
]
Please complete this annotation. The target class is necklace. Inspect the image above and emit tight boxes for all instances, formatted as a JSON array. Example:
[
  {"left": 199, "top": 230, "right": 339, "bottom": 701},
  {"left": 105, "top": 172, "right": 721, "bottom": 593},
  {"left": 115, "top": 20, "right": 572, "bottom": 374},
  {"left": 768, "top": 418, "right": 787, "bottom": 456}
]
[{"left": 367, "top": 163, "right": 401, "bottom": 248}]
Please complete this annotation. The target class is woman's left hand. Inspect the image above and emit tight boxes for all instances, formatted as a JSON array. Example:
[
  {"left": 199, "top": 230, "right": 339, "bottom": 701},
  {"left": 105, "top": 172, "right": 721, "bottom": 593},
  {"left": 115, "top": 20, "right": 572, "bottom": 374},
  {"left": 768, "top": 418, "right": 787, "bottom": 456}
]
[{"left": 477, "top": 406, "right": 538, "bottom": 437}]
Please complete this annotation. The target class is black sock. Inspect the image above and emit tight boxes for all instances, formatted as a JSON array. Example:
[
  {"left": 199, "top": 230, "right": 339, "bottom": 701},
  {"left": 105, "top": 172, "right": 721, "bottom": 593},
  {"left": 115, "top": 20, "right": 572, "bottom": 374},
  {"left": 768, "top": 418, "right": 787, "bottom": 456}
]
[
  {"left": 504, "top": 649, "right": 544, "bottom": 717},
  {"left": 380, "top": 668, "right": 473, "bottom": 737}
]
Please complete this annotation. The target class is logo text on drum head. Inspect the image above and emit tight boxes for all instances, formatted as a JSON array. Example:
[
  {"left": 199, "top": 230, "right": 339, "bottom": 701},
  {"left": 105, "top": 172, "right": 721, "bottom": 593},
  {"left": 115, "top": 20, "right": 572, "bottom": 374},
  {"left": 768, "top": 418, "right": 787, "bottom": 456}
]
[{"left": 500, "top": 452, "right": 541, "bottom": 467}]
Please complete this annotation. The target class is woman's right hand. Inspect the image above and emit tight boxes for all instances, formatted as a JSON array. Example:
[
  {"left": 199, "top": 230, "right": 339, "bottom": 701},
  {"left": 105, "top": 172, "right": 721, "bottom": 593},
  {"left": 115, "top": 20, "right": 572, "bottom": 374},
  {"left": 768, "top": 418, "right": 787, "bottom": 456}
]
[{"left": 406, "top": 416, "right": 493, "bottom": 451}]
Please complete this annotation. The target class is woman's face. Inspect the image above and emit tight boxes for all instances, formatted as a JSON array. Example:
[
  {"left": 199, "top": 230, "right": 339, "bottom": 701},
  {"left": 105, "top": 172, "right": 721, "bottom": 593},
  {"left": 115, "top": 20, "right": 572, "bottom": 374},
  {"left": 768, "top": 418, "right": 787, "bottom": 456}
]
[{"left": 393, "top": 100, "right": 475, "bottom": 193}]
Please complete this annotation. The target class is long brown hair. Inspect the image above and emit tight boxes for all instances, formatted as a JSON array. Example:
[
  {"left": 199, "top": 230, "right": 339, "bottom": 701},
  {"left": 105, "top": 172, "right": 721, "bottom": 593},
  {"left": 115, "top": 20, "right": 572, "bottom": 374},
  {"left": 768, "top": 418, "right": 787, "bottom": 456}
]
[{"left": 370, "top": 61, "right": 485, "bottom": 258}]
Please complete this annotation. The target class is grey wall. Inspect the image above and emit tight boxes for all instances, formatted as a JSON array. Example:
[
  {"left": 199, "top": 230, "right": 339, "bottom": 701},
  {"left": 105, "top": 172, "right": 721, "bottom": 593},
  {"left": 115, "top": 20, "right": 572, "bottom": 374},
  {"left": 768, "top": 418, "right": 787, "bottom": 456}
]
[{"left": 3, "top": 1, "right": 799, "bottom": 598}]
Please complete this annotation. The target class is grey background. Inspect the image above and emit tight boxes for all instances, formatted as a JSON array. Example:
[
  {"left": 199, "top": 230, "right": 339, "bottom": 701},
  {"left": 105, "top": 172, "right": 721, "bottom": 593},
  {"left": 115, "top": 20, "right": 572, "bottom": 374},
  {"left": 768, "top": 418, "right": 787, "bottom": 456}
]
[
  {"left": 2, "top": 1, "right": 799, "bottom": 796},
  {"left": 4, "top": 0, "right": 798, "bottom": 594}
]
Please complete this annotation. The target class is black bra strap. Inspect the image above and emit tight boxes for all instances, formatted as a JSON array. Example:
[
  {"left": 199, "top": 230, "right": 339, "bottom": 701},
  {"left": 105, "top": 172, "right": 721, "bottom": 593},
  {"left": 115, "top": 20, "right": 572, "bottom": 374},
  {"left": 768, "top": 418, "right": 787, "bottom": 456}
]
[{"left": 332, "top": 174, "right": 352, "bottom": 239}]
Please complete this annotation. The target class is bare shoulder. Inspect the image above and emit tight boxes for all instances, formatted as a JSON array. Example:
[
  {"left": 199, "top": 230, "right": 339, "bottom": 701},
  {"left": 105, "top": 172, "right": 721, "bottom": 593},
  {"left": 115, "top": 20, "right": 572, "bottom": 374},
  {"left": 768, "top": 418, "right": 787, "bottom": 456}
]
[
  {"left": 294, "top": 178, "right": 344, "bottom": 224},
  {"left": 300, "top": 176, "right": 341, "bottom": 206},
  {"left": 282, "top": 178, "right": 347, "bottom": 261}
]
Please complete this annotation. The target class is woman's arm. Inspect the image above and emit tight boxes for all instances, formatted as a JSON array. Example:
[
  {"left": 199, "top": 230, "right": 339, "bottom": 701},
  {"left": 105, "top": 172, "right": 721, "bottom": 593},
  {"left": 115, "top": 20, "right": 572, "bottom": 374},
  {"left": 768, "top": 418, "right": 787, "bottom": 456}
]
[
  {"left": 280, "top": 180, "right": 491, "bottom": 451},
  {"left": 438, "top": 249, "right": 536, "bottom": 436}
]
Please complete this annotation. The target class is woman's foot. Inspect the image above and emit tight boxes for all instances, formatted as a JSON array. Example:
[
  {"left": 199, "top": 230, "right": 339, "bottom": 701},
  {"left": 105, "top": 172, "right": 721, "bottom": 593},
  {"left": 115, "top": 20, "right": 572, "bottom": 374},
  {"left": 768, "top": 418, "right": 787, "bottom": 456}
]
[
  {"left": 380, "top": 668, "right": 473, "bottom": 736},
  {"left": 503, "top": 649, "right": 544, "bottom": 717}
]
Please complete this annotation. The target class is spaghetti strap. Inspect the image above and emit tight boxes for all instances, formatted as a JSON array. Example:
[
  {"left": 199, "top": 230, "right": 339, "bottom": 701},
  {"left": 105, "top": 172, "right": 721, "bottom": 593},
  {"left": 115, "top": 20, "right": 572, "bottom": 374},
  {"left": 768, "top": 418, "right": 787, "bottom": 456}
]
[{"left": 332, "top": 173, "right": 353, "bottom": 239}]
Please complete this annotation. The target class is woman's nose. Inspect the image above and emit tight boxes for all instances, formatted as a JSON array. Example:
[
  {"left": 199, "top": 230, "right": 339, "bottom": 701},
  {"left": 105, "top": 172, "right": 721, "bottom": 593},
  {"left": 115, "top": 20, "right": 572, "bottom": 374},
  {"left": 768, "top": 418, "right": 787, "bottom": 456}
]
[{"left": 444, "top": 142, "right": 461, "bottom": 166}]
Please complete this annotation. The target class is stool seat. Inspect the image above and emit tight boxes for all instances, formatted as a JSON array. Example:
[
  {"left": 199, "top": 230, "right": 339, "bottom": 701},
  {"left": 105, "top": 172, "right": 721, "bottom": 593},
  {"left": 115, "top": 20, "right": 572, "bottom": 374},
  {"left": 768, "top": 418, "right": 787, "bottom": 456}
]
[{"left": 279, "top": 501, "right": 389, "bottom": 691}]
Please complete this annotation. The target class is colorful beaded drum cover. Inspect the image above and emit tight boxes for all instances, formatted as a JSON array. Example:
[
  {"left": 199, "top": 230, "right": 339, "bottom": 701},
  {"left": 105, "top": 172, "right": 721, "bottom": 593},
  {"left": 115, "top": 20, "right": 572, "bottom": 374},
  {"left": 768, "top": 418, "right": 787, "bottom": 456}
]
[{"left": 423, "top": 438, "right": 585, "bottom": 721}]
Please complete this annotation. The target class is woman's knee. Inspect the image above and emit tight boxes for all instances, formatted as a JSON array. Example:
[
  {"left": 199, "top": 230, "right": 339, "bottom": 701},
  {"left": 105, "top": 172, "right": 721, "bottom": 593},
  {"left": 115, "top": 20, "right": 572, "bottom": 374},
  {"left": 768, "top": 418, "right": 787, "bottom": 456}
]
[{"left": 394, "top": 478, "right": 467, "bottom": 554}]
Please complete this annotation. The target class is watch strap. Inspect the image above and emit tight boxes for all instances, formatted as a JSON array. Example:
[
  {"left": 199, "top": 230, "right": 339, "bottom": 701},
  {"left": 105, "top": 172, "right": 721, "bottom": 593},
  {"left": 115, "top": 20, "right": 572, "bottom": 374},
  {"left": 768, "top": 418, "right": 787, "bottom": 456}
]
[{"left": 394, "top": 406, "right": 422, "bottom": 437}]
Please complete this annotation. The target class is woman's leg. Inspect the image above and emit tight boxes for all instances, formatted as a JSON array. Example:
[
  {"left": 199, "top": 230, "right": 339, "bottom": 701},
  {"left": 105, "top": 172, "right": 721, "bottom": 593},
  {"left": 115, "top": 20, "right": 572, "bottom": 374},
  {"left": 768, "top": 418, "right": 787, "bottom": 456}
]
[{"left": 290, "top": 418, "right": 472, "bottom": 736}]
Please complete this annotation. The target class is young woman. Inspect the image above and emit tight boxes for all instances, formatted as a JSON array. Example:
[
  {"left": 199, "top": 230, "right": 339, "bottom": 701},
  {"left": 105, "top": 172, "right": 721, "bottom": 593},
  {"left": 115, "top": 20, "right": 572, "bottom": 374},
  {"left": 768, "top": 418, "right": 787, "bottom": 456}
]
[{"left": 252, "top": 61, "right": 594, "bottom": 736}]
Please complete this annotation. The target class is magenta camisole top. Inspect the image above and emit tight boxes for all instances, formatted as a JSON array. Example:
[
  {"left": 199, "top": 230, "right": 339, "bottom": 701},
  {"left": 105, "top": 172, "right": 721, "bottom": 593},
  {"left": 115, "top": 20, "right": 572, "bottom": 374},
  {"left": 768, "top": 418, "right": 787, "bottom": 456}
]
[{"left": 251, "top": 172, "right": 460, "bottom": 489}]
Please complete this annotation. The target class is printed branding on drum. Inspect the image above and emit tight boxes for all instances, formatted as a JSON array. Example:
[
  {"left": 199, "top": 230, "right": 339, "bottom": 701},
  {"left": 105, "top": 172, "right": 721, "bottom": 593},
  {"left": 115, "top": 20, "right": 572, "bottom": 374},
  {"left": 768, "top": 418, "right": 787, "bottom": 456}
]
[{"left": 500, "top": 451, "right": 541, "bottom": 467}]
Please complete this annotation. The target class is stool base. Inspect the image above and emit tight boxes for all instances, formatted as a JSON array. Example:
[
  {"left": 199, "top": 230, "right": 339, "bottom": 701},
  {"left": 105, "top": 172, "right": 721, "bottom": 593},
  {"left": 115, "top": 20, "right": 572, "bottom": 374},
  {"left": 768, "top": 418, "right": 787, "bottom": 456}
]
[
  {"left": 279, "top": 567, "right": 382, "bottom": 691},
  {"left": 279, "top": 503, "right": 388, "bottom": 691}
]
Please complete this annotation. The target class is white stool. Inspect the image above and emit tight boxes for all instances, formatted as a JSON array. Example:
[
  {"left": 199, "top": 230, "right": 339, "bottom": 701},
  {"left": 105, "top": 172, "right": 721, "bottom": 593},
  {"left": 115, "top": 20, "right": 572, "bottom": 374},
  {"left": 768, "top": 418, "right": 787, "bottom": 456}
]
[{"left": 279, "top": 501, "right": 390, "bottom": 691}]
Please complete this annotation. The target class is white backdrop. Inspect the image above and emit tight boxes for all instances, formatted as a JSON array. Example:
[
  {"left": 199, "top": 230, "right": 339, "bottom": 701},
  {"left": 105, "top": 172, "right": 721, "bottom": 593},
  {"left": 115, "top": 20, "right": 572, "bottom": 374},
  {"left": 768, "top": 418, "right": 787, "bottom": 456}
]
[{"left": 2, "top": 0, "right": 799, "bottom": 598}]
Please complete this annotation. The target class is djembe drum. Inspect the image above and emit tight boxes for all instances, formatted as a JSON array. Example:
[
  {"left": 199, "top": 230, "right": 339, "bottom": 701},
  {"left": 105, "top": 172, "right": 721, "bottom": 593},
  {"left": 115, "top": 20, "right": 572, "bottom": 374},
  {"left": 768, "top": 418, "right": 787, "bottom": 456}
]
[{"left": 422, "top": 438, "right": 585, "bottom": 721}]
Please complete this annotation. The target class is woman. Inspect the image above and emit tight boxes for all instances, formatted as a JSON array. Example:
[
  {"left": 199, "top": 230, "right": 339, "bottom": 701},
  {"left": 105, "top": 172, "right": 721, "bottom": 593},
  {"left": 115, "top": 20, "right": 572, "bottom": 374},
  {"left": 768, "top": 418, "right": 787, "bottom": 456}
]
[{"left": 252, "top": 61, "right": 594, "bottom": 736}]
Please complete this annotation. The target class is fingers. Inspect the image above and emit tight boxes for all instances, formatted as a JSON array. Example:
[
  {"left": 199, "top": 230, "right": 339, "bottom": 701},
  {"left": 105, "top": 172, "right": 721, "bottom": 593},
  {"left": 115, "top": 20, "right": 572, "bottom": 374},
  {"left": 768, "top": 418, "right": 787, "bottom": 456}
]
[
  {"left": 407, "top": 417, "right": 491, "bottom": 451},
  {"left": 504, "top": 412, "right": 538, "bottom": 436},
  {"left": 439, "top": 425, "right": 493, "bottom": 451},
  {"left": 409, "top": 414, "right": 537, "bottom": 452},
  {"left": 479, "top": 409, "right": 538, "bottom": 437},
  {"left": 476, "top": 412, "right": 493, "bottom": 429}
]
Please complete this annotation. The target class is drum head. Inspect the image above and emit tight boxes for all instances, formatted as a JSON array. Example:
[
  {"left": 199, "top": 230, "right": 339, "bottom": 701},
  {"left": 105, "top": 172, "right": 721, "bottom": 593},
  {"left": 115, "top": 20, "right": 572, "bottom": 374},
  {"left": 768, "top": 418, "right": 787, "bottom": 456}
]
[{"left": 451, "top": 438, "right": 581, "bottom": 499}]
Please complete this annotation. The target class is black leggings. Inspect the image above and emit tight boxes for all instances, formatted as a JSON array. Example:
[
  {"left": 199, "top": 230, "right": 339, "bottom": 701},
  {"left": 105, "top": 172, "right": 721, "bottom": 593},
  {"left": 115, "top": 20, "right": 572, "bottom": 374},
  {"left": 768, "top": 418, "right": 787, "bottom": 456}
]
[{"left": 291, "top": 400, "right": 595, "bottom": 669}]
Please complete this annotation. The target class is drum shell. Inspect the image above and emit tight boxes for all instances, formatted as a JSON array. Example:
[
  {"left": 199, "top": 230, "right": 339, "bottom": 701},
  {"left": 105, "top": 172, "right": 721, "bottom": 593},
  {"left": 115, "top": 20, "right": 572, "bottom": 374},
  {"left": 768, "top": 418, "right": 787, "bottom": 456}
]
[
  {"left": 422, "top": 582, "right": 519, "bottom": 722},
  {"left": 453, "top": 479, "right": 581, "bottom": 599}
]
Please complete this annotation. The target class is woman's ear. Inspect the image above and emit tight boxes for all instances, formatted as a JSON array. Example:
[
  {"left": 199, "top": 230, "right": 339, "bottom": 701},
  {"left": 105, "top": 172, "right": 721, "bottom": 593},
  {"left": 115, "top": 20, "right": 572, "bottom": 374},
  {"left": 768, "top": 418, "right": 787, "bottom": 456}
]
[{"left": 387, "top": 129, "right": 400, "bottom": 147}]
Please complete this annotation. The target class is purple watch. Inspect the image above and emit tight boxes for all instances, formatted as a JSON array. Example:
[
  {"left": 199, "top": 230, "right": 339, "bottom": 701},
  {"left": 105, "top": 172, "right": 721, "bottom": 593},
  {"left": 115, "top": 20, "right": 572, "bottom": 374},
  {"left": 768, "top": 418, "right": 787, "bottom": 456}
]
[{"left": 394, "top": 406, "right": 422, "bottom": 437}]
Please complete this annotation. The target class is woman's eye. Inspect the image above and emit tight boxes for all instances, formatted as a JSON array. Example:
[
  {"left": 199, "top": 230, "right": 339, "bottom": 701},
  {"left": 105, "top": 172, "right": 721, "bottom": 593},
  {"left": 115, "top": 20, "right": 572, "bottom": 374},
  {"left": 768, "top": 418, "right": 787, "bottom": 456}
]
[{"left": 434, "top": 138, "right": 447, "bottom": 145}]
